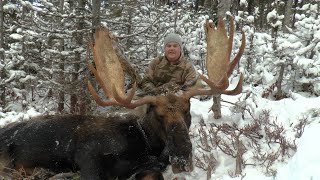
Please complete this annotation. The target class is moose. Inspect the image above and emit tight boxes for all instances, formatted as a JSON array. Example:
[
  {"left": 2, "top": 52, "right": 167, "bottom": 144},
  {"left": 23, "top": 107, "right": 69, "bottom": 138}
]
[{"left": 0, "top": 17, "right": 245, "bottom": 179}]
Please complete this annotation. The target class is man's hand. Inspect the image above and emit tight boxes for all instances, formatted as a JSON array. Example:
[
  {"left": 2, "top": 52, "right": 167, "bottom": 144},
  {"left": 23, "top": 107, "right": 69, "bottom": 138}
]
[
  {"left": 154, "top": 82, "right": 181, "bottom": 95},
  {"left": 141, "top": 82, "right": 183, "bottom": 96}
]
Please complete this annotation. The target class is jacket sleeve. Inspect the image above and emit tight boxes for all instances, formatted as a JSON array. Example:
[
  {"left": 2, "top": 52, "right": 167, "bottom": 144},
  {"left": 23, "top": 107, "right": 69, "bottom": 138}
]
[
  {"left": 182, "top": 62, "right": 199, "bottom": 88},
  {"left": 140, "top": 58, "right": 159, "bottom": 92}
]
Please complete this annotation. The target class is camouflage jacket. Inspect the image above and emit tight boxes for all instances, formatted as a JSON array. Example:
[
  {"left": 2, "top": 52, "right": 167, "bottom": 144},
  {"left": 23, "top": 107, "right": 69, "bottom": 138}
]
[{"left": 140, "top": 55, "right": 198, "bottom": 92}]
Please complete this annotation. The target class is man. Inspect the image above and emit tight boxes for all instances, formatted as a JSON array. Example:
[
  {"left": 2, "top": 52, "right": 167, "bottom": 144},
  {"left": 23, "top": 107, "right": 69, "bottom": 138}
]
[
  {"left": 121, "top": 33, "right": 199, "bottom": 117},
  {"left": 140, "top": 33, "right": 198, "bottom": 94}
]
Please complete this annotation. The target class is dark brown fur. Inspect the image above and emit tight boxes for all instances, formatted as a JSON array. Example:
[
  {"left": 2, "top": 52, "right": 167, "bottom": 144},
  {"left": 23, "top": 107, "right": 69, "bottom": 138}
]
[{"left": 0, "top": 94, "right": 193, "bottom": 179}]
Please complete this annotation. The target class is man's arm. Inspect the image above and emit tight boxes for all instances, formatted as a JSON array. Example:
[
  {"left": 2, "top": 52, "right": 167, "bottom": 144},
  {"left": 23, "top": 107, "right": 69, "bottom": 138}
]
[
  {"left": 182, "top": 62, "right": 199, "bottom": 89},
  {"left": 139, "top": 58, "right": 160, "bottom": 92}
]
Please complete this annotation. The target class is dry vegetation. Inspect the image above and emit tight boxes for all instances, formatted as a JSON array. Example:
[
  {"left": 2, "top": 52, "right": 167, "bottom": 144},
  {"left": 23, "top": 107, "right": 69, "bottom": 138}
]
[{"left": 194, "top": 109, "right": 309, "bottom": 179}]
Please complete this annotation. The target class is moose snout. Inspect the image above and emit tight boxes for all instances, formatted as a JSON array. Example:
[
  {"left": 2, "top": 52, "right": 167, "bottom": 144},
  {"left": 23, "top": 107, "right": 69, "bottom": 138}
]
[
  {"left": 171, "top": 154, "right": 193, "bottom": 174},
  {"left": 166, "top": 121, "right": 193, "bottom": 174}
]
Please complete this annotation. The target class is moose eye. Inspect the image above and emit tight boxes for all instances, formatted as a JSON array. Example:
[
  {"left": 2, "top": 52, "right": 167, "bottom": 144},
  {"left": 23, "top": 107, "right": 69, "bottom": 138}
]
[
  {"left": 158, "top": 115, "right": 165, "bottom": 120},
  {"left": 156, "top": 115, "right": 166, "bottom": 127}
]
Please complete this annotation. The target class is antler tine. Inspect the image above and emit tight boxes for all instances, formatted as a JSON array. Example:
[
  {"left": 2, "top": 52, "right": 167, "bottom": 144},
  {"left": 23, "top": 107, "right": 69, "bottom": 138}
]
[
  {"left": 87, "top": 80, "right": 121, "bottom": 106},
  {"left": 228, "top": 30, "right": 246, "bottom": 77},
  {"left": 184, "top": 73, "right": 244, "bottom": 98},
  {"left": 227, "top": 16, "right": 234, "bottom": 63},
  {"left": 113, "top": 85, "right": 157, "bottom": 109}
]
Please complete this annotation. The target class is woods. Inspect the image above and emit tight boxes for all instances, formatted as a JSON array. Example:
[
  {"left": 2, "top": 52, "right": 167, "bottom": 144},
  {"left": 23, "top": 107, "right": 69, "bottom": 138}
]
[{"left": 0, "top": 0, "right": 319, "bottom": 114}]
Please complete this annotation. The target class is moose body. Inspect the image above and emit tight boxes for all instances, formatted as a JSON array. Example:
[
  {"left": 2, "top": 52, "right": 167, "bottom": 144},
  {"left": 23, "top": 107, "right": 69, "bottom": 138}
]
[{"left": 0, "top": 95, "right": 193, "bottom": 179}]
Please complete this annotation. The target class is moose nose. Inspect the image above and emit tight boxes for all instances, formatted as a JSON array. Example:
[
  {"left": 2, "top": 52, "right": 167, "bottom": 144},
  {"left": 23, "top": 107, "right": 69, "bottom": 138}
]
[{"left": 171, "top": 155, "right": 193, "bottom": 174}]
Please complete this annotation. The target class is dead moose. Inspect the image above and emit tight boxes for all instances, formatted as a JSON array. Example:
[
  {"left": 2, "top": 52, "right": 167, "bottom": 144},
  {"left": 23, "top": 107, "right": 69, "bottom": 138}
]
[{"left": 0, "top": 17, "right": 245, "bottom": 179}]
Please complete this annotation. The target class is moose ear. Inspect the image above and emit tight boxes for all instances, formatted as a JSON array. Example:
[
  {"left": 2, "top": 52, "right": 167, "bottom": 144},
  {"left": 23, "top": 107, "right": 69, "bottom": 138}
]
[{"left": 146, "top": 104, "right": 156, "bottom": 113}]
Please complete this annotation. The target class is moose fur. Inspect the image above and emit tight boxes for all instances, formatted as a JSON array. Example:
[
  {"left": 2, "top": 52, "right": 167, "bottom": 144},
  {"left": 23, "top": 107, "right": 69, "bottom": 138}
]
[{"left": 0, "top": 94, "right": 193, "bottom": 180}]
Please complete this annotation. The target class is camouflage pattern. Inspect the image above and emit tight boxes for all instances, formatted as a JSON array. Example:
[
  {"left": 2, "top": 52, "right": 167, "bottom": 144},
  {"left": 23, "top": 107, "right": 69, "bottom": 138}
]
[{"left": 140, "top": 55, "right": 198, "bottom": 92}]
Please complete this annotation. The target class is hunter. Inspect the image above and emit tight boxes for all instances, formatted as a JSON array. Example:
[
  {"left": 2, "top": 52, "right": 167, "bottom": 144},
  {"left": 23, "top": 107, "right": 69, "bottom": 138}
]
[{"left": 140, "top": 33, "right": 199, "bottom": 94}]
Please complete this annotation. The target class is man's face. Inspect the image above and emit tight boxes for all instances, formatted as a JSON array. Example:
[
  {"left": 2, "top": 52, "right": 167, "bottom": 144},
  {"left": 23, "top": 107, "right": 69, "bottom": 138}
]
[{"left": 165, "top": 42, "right": 181, "bottom": 64}]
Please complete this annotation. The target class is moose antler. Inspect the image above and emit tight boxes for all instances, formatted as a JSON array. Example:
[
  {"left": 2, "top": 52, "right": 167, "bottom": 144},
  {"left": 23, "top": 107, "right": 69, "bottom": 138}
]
[
  {"left": 87, "top": 27, "right": 156, "bottom": 108},
  {"left": 205, "top": 16, "right": 245, "bottom": 92},
  {"left": 88, "top": 27, "right": 132, "bottom": 107},
  {"left": 185, "top": 16, "right": 245, "bottom": 98}
]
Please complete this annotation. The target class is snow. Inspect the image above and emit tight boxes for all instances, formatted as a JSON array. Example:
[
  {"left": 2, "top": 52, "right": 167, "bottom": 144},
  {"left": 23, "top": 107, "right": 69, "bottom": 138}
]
[
  {"left": 239, "top": 0, "right": 248, "bottom": 7},
  {"left": 276, "top": 124, "right": 320, "bottom": 180},
  {"left": 3, "top": 3, "right": 17, "bottom": 11},
  {"left": 0, "top": 108, "right": 41, "bottom": 126},
  {"left": 9, "top": 33, "right": 24, "bottom": 40}
]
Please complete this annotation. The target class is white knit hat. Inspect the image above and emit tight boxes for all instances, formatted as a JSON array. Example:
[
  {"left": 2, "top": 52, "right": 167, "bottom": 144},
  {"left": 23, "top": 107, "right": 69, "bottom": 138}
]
[{"left": 163, "top": 33, "right": 183, "bottom": 50}]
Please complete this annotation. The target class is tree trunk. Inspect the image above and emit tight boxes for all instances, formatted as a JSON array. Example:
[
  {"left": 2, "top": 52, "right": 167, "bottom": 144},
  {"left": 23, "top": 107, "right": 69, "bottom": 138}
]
[
  {"left": 247, "top": 29, "right": 254, "bottom": 74},
  {"left": 217, "top": 0, "right": 231, "bottom": 17},
  {"left": 258, "top": 0, "right": 272, "bottom": 30},
  {"left": 291, "top": 0, "right": 299, "bottom": 29},
  {"left": 21, "top": 4, "right": 28, "bottom": 109},
  {"left": 194, "top": 0, "right": 199, "bottom": 11},
  {"left": 0, "top": 0, "right": 5, "bottom": 108},
  {"left": 235, "top": 137, "right": 243, "bottom": 175},
  {"left": 270, "top": 1, "right": 280, "bottom": 39},
  {"left": 0, "top": 0, "right": 4, "bottom": 61},
  {"left": 58, "top": 0, "right": 65, "bottom": 113},
  {"left": 77, "top": 0, "right": 88, "bottom": 114},
  {"left": 275, "top": 63, "right": 285, "bottom": 100},
  {"left": 247, "top": 0, "right": 255, "bottom": 15},
  {"left": 92, "top": 0, "right": 101, "bottom": 27},
  {"left": 196, "top": 0, "right": 206, "bottom": 11},
  {"left": 70, "top": 52, "right": 79, "bottom": 114},
  {"left": 70, "top": 0, "right": 81, "bottom": 114},
  {"left": 230, "top": 0, "right": 240, "bottom": 16},
  {"left": 211, "top": 95, "right": 221, "bottom": 119},
  {"left": 204, "top": 0, "right": 212, "bottom": 9},
  {"left": 282, "top": 0, "right": 293, "bottom": 33}
]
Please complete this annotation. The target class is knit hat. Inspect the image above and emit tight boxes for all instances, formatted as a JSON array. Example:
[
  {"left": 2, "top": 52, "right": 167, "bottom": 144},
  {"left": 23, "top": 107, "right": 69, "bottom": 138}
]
[{"left": 163, "top": 33, "right": 183, "bottom": 50}]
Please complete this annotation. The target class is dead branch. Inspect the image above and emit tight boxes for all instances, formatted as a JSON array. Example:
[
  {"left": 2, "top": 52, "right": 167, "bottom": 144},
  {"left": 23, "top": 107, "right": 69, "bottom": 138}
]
[{"left": 294, "top": 117, "right": 309, "bottom": 138}]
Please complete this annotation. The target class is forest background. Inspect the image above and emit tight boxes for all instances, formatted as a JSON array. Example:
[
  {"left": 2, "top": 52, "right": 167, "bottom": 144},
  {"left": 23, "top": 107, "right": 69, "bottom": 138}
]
[{"left": 0, "top": 0, "right": 319, "bottom": 114}]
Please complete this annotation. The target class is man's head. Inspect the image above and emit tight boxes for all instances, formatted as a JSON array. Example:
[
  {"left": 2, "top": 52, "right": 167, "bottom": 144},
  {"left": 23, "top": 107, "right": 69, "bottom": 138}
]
[{"left": 164, "top": 33, "right": 183, "bottom": 64}]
